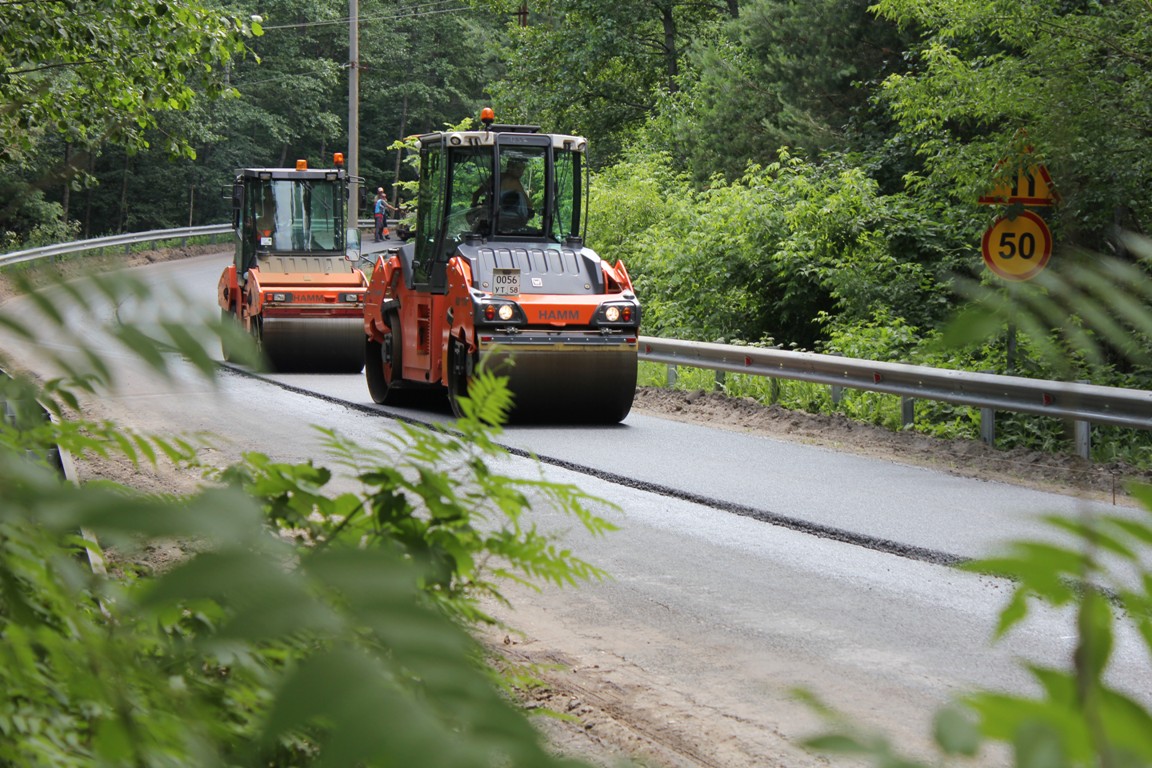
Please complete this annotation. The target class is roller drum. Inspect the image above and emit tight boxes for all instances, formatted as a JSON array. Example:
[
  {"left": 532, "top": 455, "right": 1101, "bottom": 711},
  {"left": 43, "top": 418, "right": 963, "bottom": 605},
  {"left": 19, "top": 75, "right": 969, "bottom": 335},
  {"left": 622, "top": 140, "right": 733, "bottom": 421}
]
[
  {"left": 480, "top": 346, "right": 637, "bottom": 424},
  {"left": 260, "top": 317, "right": 365, "bottom": 373}
]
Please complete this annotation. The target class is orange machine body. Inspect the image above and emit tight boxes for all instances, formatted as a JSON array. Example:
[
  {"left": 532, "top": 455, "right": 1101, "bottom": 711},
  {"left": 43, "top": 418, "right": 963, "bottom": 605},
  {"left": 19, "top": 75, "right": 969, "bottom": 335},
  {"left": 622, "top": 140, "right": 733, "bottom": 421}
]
[
  {"left": 218, "top": 160, "right": 368, "bottom": 373},
  {"left": 362, "top": 121, "right": 640, "bottom": 422}
]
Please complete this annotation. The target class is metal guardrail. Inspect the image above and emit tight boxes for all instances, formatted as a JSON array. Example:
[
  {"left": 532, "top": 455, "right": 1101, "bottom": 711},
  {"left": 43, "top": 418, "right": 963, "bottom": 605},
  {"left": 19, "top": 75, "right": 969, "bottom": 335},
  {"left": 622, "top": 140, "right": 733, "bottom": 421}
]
[
  {"left": 0, "top": 225, "right": 233, "bottom": 268},
  {"left": 639, "top": 337, "right": 1152, "bottom": 455},
  {"left": 0, "top": 220, "right": 380, "bottom": 269}
]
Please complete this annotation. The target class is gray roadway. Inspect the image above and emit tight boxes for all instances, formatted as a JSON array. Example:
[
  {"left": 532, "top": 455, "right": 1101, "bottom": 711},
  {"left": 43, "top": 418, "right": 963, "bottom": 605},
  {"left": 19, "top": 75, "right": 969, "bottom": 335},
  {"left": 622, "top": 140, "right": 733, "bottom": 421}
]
[{"left": 4, "top": 252, "right": 1148, "bottom": 764}]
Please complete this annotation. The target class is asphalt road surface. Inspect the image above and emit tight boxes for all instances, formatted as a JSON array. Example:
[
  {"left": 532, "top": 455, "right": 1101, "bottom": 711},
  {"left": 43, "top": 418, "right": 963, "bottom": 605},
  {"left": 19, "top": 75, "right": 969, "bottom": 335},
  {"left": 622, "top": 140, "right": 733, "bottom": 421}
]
[{"left": 2, "top": 252, "right": 1148, "bottom": 767}]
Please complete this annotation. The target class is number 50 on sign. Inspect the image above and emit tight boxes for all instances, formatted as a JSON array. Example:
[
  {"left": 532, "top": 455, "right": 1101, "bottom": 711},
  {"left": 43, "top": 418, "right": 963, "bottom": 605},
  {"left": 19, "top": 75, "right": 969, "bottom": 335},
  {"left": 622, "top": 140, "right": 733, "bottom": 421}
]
[{"left": 981, "top": 210, "right": 1053, "bottom": 281}]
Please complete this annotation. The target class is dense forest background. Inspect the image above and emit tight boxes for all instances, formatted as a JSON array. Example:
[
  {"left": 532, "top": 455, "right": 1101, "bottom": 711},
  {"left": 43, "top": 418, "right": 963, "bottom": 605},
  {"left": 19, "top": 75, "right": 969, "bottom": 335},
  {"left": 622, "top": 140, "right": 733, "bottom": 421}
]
[{"left": 4, "top": 0, "right": 1152, "bottom": 416}]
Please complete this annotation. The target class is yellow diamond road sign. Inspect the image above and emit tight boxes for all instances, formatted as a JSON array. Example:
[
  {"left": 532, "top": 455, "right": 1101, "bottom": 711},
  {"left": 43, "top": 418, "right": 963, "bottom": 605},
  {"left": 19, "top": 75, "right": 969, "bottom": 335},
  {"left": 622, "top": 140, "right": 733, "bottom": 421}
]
[{"left": 981, "top": 211, "right": 1053, "bottom": 281}]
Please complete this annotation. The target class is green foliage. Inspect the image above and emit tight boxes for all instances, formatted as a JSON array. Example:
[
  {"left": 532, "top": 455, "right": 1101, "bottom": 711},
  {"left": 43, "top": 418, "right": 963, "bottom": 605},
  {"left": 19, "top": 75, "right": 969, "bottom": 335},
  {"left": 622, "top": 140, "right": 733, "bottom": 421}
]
[
  {"left": 0, "top": 179, "right": 80, "bottom": 250},
  {"left": 0, "top": 0, "right": 259, "bottom": 163},
  {"left": 656, "top": 0, "right": 911, "bottom": 183},
  {"left": 0, "top": 273, "right": 609, "bottom": 766},
  {"left": 594, "top": 147, "right": 971, "bottom": 348},
  {"left": 945, "top": 237, "right": 1152, "bottom": 381},
  {"left": 481, "top": 0, "right": 733, "bottom": 164},
  {"left": 960, "top": 493, "right": 1152, "bottom": 766},
  {"left": 217, "top": 369, "right": 617, "bottom": 625},
  {"left": 800, "top": 485, "right": 1152, "bottom": 768},
  {"left": 871, "top": 0, "right": 1152, "bottom": 243}
]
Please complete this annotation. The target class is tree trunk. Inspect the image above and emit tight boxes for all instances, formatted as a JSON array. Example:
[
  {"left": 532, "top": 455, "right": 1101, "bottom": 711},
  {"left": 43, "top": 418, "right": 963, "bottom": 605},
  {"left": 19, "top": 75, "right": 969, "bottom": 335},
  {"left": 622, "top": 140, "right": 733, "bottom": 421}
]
[
  {"left": 661, "top": 1, "right": 679, "bottom": 92},
  {"left": 83, "top": 153, "right": 94, "bottom": 239},
  {"left": 62, "top": 143, "right": 72, "bottom": 224},
  {"left": 118, "top": 154, "right": 130, "bottom": 233}
]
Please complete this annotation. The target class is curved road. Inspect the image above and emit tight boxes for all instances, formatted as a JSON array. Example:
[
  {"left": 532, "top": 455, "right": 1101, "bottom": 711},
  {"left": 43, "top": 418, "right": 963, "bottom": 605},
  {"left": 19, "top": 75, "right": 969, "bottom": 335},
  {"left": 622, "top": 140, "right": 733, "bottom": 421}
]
[{"left": 3, "top": 252, "right": 1148, "bottom": 766}]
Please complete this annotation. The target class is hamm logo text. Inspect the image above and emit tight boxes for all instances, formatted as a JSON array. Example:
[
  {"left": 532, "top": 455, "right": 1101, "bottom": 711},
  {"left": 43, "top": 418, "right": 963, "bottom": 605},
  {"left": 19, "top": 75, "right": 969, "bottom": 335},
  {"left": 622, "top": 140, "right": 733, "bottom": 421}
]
[{"left": 536, "top": 309, "right": 581, "bottom": 322}]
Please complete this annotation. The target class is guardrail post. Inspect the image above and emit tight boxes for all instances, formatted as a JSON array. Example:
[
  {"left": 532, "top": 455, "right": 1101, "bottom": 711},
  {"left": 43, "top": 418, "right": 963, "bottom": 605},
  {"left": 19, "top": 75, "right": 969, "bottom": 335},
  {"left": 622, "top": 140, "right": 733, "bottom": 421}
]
[
  {"left": 979, "top": 370, "right": 996, "bottom": 446},
  {"left": 829, "top": 354, "right": 843, "bottom": 405},
  {"left": 1074, "top": 379, "right": 1091, "bottom": 460},
  {"left": 715, "top": 370, "right": 725, "bottom": 393},
  {"left": 901, "top": 396, "right": 915, "bottom": 429},
  {"left": 769, "top": 377, "right": 780, "bottom": 405},
  {"left": 1074, "top": 419, "right": 1091, "bottom": 460},
  {"left": 980, "top": 407, "right": 996, "bottom": 446},
  {"left": 666, "top": 364, "right": 677, "bottom": 389}
]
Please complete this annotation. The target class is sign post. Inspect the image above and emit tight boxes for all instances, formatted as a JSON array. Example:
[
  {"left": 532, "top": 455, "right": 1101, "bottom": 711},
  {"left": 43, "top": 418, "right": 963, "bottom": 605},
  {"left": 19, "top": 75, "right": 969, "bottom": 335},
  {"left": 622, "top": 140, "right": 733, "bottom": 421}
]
[
  {"left": 978, "top": 158, "right": 1058, "bottom": 282},
  {"left": 978, "top": 153, "right": 1059, "bottom": 370}
]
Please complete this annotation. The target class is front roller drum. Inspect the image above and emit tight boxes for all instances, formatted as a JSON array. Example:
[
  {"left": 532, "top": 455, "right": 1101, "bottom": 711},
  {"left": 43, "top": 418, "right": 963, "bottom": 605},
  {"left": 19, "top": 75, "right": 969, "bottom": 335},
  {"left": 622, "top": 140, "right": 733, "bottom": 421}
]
[
  {"left": 477, "top": 346, "right": 638, "bottom": 424},
  {"left": 259, "top": 317, "right": 365, "bottom": 373}
]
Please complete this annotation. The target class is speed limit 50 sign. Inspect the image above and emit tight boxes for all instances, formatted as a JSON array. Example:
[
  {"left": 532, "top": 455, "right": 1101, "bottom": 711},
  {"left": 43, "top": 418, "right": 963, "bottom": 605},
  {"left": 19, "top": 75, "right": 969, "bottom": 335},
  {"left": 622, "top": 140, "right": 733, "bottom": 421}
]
[{"left": 981, "top": 210, "right": 1052, "bottom": 281}]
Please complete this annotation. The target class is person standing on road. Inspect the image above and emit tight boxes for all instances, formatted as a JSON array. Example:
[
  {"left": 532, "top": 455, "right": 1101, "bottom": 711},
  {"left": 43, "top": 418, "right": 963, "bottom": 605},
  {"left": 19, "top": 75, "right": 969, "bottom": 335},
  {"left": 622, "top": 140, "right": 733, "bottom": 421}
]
[{"left": 373, "top": 188, "right": 395, "bottom": 242}]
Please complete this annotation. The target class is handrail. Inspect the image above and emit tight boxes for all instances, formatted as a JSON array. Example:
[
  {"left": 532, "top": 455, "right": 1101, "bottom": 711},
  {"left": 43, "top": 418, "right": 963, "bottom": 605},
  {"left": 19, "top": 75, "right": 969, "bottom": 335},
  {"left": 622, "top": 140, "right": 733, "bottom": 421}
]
[
  {"left": 0, "top": 219, "right": 379, "bottom": 269},
  {"left": 0, "top": 225, "right": 233, "bottom": 268}
]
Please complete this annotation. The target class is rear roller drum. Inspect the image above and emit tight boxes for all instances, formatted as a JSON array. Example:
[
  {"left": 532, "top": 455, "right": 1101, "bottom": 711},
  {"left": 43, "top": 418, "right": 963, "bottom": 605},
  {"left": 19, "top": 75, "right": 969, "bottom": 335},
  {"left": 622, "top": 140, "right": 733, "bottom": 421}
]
[
  {"left": 260, "top": 317, "right": 365, "bottom": 373},
  {"left": 366, "top": 312, "right": 404, "bottom": 404},
  {"left": 447, "top": 337, "right": 475, "bottom": 419},
  {"left": 248, "top": 314, "right": 265, "bottom": 367},
  {"left": 220, "top": 308, "right": 239, "bottom": 363}
]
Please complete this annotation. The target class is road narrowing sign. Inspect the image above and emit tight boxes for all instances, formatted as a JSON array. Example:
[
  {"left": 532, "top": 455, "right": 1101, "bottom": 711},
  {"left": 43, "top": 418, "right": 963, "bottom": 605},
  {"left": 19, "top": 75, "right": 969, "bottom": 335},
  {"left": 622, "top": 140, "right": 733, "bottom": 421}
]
[
  {"left": 981, "top": 210, "right": 1053, "bottom": 281},
  {"left": 978, "top": 163, "right": 1059, "bottom": 206}
]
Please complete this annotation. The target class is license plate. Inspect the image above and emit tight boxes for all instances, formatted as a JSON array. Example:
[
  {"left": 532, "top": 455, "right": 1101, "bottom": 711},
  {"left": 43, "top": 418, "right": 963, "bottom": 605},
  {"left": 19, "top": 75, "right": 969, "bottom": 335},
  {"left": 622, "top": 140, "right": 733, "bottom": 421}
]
[{"left": 492, "top": 268, "right": 520, "bottom": 296}]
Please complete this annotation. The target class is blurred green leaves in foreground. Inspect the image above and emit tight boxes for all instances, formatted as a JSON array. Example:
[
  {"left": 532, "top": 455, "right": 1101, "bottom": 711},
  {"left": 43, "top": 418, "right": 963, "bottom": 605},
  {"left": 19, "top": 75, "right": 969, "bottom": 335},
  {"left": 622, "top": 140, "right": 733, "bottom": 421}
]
[
  {"left": 0, "top": 267, "right": 608, "bottom": 766},
  {"left": 5, "top": 235, "right": 1152, "bottom": 766},
  {"left": 803, "top": 235, "right": 1152, "bottom": 766}
]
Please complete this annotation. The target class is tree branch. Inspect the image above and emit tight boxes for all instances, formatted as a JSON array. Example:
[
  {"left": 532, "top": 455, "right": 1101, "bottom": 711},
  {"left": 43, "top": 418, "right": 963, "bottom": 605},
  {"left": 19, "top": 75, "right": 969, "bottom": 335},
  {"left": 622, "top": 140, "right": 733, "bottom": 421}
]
[{"left": 5, "top": 58, "right": 109, "bottom": 76}]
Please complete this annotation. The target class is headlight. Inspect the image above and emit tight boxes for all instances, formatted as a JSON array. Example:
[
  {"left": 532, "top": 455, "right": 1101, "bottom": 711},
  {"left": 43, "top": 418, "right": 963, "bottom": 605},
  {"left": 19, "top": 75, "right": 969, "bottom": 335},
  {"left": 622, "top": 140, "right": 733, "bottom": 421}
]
[
  {"left": 340, "top": 293, "right": 362, "bottom": 302},
  {"left": 270, "top": 292, "right": 292, "bottom": 302},
  {"left": 596, "top": 302, "right": 637, "bottom": 325},
  {"left": 480, "top": 301, "right": 523, "bottom": 324}
]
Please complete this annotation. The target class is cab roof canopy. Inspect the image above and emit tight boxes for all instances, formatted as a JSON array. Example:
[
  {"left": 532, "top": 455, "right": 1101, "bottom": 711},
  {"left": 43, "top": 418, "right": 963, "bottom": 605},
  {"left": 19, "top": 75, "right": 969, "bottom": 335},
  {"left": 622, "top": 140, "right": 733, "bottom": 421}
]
[
  {"left": 416, "top": 127, "right": 587, "bottom": 152},
  {"left": 234, "top": 167, "right": 344, "bottom": 181}
]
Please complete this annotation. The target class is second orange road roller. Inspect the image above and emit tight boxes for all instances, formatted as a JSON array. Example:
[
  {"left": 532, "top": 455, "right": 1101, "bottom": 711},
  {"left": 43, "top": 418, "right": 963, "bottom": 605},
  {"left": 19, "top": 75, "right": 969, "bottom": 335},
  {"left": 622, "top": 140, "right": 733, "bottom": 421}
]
[
  {"left": 217, "top": 154, "right": 368, "bottom": 373},
  {"left": 362, "top": 110, "right": 641, "bottom": 422}
]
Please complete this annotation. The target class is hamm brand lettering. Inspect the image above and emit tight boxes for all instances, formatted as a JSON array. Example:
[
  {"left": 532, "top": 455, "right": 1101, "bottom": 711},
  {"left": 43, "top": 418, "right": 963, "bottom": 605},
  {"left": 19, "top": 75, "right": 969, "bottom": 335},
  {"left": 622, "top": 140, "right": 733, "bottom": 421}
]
[{"left": 537, "top": 309, "right": 581, "bottom": 322}]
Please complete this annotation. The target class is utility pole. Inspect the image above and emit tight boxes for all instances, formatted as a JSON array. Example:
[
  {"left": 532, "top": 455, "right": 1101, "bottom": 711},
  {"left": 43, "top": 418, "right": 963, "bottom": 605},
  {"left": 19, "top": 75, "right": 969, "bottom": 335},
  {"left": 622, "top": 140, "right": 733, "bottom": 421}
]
[
  {"left": 392, "top": 93, "right": 407, "bottom": 207},
  {"left": 347, "top": 0, "right": 360, "bottom": 230}
]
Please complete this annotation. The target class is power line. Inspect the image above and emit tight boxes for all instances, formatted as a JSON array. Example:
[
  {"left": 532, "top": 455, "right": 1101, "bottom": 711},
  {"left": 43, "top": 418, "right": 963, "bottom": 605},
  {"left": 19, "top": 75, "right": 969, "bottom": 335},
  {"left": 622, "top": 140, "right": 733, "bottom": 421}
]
[{"left": 260, "top": 0, "right": 468, "bottom": 32}]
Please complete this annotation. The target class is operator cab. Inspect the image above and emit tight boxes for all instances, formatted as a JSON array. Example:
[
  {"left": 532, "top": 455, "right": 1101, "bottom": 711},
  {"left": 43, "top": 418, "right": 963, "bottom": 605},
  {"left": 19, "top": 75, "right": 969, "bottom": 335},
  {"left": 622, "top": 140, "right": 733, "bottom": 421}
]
[
  {"left": 407, "top": 112, "right": 589, "bottom": 292},
  {"left": 229, "top": 157, "right": 354, "bottom": 280}
]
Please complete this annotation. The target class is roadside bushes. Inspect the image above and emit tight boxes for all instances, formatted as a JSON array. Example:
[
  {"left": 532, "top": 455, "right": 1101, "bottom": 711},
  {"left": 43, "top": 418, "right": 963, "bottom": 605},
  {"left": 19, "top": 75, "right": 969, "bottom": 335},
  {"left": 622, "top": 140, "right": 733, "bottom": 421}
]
[{"left": 590, "top": 147, "right": 976, "bottom": 349}]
